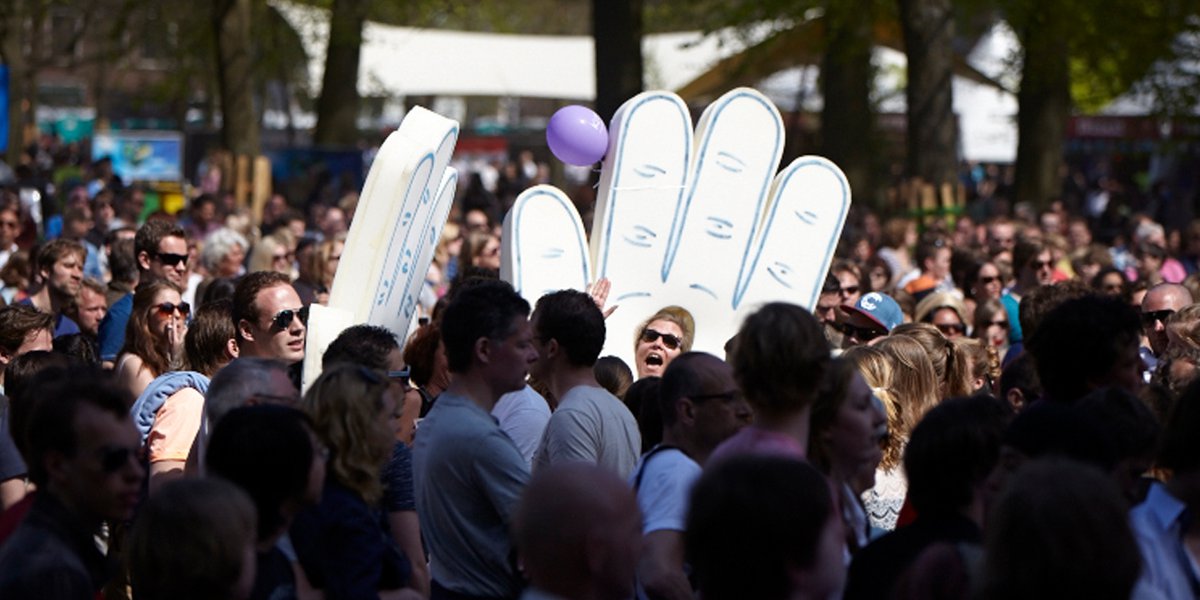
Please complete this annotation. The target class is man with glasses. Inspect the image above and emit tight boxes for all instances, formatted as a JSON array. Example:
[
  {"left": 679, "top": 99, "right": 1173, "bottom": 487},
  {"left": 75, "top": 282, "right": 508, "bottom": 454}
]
[
  {"left": 1001, "top": 240, "right": 1055, "bottom": 346},
  {"left": 233, "top": 271, "right": 307, "bottom": 365},
  {"left": 840, "top": 292, "right": 903, "bottom": 349},
  {"left": 0, "top": 372, "right": 144, "bottom": 598},
  {"left": 97, "top": 220, "right": 190, "bottom": 367},
  {"left": 1140, "top": 283, "right": 1193, "bottom": 360},
  {"left": 632, "top": 352, "right": 750, "bottom": 600},
  {"left": 531, "top": 290, "right": 641, "bottom": 478}
]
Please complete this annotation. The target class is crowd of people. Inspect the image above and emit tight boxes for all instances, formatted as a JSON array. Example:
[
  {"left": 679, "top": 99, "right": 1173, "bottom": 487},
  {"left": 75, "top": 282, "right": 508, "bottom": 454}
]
[{"left": 0, "top": 138, "right": 1195, "bottom": 600}]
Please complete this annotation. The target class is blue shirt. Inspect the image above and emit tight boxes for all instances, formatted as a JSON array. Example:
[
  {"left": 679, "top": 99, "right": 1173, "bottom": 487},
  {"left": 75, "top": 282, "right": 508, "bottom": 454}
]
[
  {"left": 1130, "top": 482, "right": 1200, "bottom": 599},
  {"left": 14, "top": 298, "right": 79, "bottom": 338},
  {"left": 97, "top": 292, "right": 132, "bottom": 362}
]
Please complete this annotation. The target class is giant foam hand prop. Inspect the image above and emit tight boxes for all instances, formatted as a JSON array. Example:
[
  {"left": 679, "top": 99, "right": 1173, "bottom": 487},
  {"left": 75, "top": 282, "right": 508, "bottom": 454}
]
[
  {"left": 503, "top": 88, "right": 850, "bottom": 370},
  {"left": 302, "top": 106, "right": 459, "bottom": 390}
]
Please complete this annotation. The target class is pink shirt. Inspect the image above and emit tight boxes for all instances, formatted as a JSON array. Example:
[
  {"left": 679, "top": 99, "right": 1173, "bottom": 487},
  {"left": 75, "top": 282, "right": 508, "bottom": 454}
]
[{"left": 707, "top": 425, "right": 807, "bottom": 464}]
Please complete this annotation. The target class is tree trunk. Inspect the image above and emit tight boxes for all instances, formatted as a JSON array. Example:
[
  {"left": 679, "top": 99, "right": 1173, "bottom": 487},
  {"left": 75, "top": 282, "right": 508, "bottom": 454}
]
[
  {"left": 820, "top": 1, "right": 875, "bottom": 205},
  {"left": 313, "top": 0, "right": 367, "bottom": 146},
  {"left": 899, "top": 0, "right": 958, "bottom": 186},
  {"left": 591, "top": 0, "right": 643, "bottom": 123},
  {"left": 213, "top": 0, "right": 259, "bottom": 156},
  {"left": 0, "top": 0, "right": 31, "bottom": 164},
  {"left": 1013, "top": 10, "right": 1070, "bottom": 210}
]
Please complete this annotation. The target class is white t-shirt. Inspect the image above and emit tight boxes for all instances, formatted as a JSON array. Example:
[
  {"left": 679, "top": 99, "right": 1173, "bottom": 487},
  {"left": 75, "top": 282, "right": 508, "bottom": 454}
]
[{"left": 491, "top": 385, "right": 551, "bottom": 467}]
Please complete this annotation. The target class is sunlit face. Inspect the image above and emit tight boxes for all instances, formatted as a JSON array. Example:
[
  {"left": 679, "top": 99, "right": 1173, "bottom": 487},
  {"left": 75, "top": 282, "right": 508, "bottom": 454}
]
[
  {"left": 148, "top": 287, "right": 186, "bottom": 343},
  {"left": 217, "top": 243, "right": 247, "bottom": 278},
  {"left": 46, "top": 252, "right": 85, "bottom": 299},
  {"left": 635, "top": 318, "right": 685, "bottom": 379},
  {"left": 75, "top": 286, "right": 108, "bottom": 337},
  {"left": 474, "top": 236, "right": 502, "bottom": 270},
  {"left": 836, "top": 271, "right": 861, "bottom": 307},
  {"left": 241, "top": 284, "right": 307, "bottom": 364}
]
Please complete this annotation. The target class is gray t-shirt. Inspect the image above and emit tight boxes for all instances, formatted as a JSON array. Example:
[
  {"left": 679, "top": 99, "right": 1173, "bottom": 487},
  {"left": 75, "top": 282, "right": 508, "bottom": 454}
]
[
  {"left": 413, "top": 392, "right": 529, "bottom": 598},
  {"left": 534, "top": 385, "right": 641, "bottom": 478}
]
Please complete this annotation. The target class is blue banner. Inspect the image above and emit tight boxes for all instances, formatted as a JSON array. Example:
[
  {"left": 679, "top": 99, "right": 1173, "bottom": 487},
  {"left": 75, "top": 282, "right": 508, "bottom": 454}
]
[{"left": 0, "top": 66, "right": 9, "bottom": 154}]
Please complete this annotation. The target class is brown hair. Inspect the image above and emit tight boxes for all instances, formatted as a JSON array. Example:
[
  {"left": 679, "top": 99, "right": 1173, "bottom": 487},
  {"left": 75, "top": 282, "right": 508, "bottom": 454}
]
[
  {"left": 0, "top": 304, "right": 54, "bottom": 354},
  {"left": 731, "top": 303, "right": 828, "bottom": 418},
  {"left": 892, "top": 322, "right": 974, "bottom": 400},
  {"left": 232, "top": 270, "right": 292, "bottom": 345},
  {"left": 121, "top": 279, "right": 185, "bottom": 377},
  {"left": 875, "top": 335, "right": 939, "bottom": 444},
  {"left": 185, "top": 299, "right": 235, "bottom": 377}
]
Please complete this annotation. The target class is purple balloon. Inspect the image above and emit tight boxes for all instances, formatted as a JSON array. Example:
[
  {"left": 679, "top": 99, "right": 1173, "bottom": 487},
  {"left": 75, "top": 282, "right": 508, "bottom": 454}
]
[{"left": 547, "top": 105, "right": 609, "bottom": 166}]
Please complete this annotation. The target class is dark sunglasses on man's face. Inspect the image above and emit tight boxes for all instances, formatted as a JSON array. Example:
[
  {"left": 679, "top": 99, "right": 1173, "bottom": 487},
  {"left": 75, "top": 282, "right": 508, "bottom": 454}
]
[
  {"left": 1141, "top": 309, "right": 1175, "bottom": 328},
  {"left": 841, "top": 322, "right": 887, "bottom": 343},
  {"left": 97, "top": 445, "right": 141, "bottom": 474},
  {"left": 270, "top": 305, "right": 310, "bottom": 331},
  {"left": 640, "top": 328, "right": 682, "bottom": 350},
  {"left": 154, "top": 251, "right": 189, "bottom": 267}
]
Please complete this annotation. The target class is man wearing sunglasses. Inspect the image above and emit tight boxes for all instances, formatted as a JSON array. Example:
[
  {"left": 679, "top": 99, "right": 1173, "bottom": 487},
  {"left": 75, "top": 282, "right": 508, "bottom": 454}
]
[
  {"left": 97, "top": 220, "right": 190, "bottom": 367},
  {"left": 531, "top": 290, "right": 641, "bottom": 478},
  {"left": 0, "top": 373, "right": 144, "bottom": 598},
  {"left": 1140, "top": 283, "right": 1192, "bottom": 360},
  {"left": 840, "top": 292, "right": 904, "bottom": 349},
  {"left": 233, "top": 271, "right": 307, "bottom": 365}
]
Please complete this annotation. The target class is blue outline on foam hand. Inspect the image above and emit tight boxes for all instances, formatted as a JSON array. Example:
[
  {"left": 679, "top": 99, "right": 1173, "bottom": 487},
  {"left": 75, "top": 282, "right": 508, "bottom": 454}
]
[
  {"left": 374, "top": 126, "right": 460, "bottom": 322},
  {"left": 511, "top": 188, "right": 591, "bottom": 297},
  {"left": 598, "top": 92, "right": 692, "bottom": 282},
  {"left": 662, "top": 89, "right": 783, "bottom": 307},
  {"left": 734, "top": 157, "right": 850, "bottom": 310}
]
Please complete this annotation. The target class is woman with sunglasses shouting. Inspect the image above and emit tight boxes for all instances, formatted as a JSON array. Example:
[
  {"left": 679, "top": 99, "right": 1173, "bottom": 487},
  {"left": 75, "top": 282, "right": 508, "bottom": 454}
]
[
  {"left": 115, "top": 280, "right": 188, "bottom": 401},
  {"left": 633, "top": 306, "right": 694, "bottom": 379}
]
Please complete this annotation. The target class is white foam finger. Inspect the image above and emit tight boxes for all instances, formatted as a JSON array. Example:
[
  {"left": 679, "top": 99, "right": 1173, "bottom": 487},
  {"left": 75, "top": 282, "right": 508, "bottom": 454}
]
[
  {"left": 502, "top": 185, "right": 592, "bottom": 306},
  {"left": 591, "top": 91, "right": 692, "bottom": 305},
  {"left": 736, "top": 156, "right": 851, "bottom": 315},
  {"left": 661, "top": 88, "right": 784, "bottom": 310}
]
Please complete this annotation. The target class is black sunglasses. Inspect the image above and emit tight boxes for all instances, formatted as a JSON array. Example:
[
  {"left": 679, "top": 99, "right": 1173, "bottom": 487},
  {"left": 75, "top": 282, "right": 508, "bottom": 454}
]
[
  {"left": 97, "top": 445, "right": 140, "bottom": 474},
  {"left": 977, "top": 275, "right": 1001, "bottom": 285},
  {"left": 842, "top": 322, "right": 887, "bottom": 343},
  {"left": 640, "top": 328, "right": 682, "bottom": 350},
  {"left": 935, "top": 322, "right": 966, "bottom": 336},
  {"left": 270, "top": 305, "right": 310, "bottom": 330},
  {"left": 154, "top": 301, "right": 190, "bottom": 318},
  {"left": 1141, "top": 309, "right": 1175, "bottom": 327},
  {"left": 838, "top": 285, "right": 860, "bottom": 297},
  {"left": 154, "top": 251, "right": 189, "bottom": 267}
]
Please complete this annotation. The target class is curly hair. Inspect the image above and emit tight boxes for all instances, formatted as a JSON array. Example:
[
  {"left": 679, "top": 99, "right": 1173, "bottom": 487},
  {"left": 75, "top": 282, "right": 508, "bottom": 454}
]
[
  {"left": 121, "top": 279, "right": 184, "bottom": 377},
  {"left": 302, "top": 364, "right": 394, "bottom": 505}
]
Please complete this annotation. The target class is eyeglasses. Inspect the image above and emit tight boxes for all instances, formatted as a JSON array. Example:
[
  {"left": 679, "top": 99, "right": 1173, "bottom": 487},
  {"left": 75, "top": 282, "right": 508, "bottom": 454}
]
[
  {"left": 269, "top": 305, "right": 309, "bottom": 330},
  {"left": 690, "top": 389, "right": 743, "bottom": 404},
  {"left": 272, "top": 252, "right": 294, "bottom": 263},
  {"left": 154, "top": 301, "right": 190, "bottom": 318},
  {"left": 640, "top": 328, "right": 682, "bottom": 350},
  {"left": 1141, "top": 309, "right": 1175, "bottom": 327},
  {"left": 841, "top": 322, "right": 887, "bottom": 343},
  {"left": 154, "top": 251, "right": 189, "bottom": 267},
  {"left": 988, "top": 320, "right": 1010, "bottom": 330},
  {"left": 935, "top": 322, "right": 966, "bottom": 336},
  {"left": 97, "top": 445, "right": 141, "bottom": 474},
  {"left": 1031, "top": 260, "right": 1052, "bottom": 270},
  {"left": 978, "top": 275, "right": 1001, "bottom": 285},
  {"left": 387, "top": 367, "right": 410, "bottom": 387},
  {"left": 838, "top": 285, "right": 859, "bottom": 297}
]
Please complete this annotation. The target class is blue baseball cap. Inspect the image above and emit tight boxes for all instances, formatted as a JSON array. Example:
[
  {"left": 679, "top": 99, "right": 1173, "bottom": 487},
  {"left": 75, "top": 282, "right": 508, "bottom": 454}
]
[{"left": 843, "top": 292, "right": 903, "bottom": 332}]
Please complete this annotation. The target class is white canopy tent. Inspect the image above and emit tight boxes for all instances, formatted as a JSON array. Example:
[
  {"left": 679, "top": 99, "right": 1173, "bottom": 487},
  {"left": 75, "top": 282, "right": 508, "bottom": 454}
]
[{"left": 273, "top": 1, "right": 1020, "bottom": 162}]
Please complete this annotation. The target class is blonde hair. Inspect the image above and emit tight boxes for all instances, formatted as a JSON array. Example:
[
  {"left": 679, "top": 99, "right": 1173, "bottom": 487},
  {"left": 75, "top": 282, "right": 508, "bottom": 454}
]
[
  {"left": 246, "top": 233, "right": 291, "bottom": 275},
  {"left": 892, "top": 322, "right": 974, "bottom": 400},
  {"left": 302, "top": 364, "right": 394, "bottom": 505},
  {"left": 875, "top": 335, "right": 939, "bottom": 444},
  {"left": 955, "top": 337, "right": 1001, "bottom": 395},
  {"left": 843, "top": 344, "right": 903, "bottom": 471},
  {"left": 635, "top": 305, "right": 696, "bottom": 353}
]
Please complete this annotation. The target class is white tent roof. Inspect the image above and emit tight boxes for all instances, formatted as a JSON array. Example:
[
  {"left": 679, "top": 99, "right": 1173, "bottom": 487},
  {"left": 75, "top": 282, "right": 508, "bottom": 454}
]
[{"left": 275, "top": 1, "right": 1021, "bottom": 162}]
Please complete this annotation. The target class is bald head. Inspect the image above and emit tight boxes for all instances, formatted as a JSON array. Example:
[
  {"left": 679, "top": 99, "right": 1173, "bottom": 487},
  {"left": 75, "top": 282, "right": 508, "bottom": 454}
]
[
  {"left": 514, "top": 463, "right": 641, "bottom": 599},
  {"left": 1143, "top": 283, "right": 1194, "bottom": 356}
]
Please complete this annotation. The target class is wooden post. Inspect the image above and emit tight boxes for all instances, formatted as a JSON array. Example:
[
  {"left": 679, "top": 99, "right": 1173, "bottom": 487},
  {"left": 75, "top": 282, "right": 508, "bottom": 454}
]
[
  {"left": 235, "top": 154, "right": 250, "bottom": 209},
  {"left": 251, "top": 155, "right": 272, "bottom": 228}
]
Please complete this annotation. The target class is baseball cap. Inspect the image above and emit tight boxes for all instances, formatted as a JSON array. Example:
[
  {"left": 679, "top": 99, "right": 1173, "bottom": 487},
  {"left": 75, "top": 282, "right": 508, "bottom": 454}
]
[{"left": 842, "top": 292, "right": 903, "bottom": 332}]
